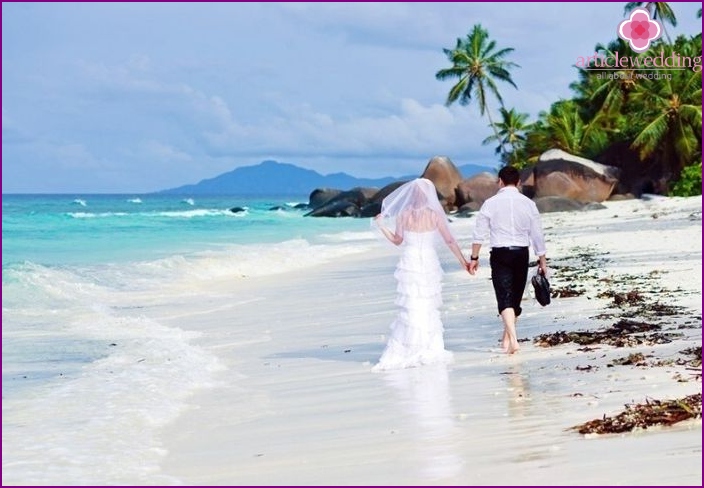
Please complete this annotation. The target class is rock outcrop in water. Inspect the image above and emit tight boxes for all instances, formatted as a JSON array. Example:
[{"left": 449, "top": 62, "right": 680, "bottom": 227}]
[{"left": 305, "top": 150, "right": 634, "bottom": 218}]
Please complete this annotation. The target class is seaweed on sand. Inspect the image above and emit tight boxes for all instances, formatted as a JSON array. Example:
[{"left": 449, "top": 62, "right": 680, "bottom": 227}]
[
  {"left": 570, "top": 393, "right": 702, "bottom": 434},
  {"left": 534, "top": 319, "right": 684, "bottom": 348}
]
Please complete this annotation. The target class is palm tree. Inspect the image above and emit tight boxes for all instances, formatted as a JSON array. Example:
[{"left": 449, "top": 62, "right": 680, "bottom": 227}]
[
  {"left": 435, "top": 24, "right": 519, "bottom": 156},
  {"left": 481, "top": 107, "right": 532, "bottom": 166},
  {"left": 628, "top": 40, "right": 702, "bottom": 174},
  {"left": 624, "top": 2, "right": 678, "bottom": 42},
  {"left": 525, "top": 100, "right": 608, "bottom": 160},
  {"left": 568, "top": 39, "right": 641, "bottom": 142}
]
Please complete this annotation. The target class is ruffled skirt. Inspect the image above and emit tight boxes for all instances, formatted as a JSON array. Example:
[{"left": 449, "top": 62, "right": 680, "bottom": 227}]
[{"left": 373, "top": 241, "right": 453, "bottom": 371}]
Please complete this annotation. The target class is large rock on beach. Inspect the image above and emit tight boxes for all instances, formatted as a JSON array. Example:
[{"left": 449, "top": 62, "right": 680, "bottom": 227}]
[
  {"left": 420, "top": 156, "right": 463, "bottom": 211},
  {"left": 519, "top": 166, "right": 536, "bottom": 199},
  {"left": 534, "top": 149, "right": 620, "bottom": 203},
  {"left": 332, "top": 187, "right": 378, "bottom": 207},
  {"left": 370, "top": 181, "right": 409, "bottom": 205},
  {"left": 360, "top": 181, "right": 409, "bottom": 217},
  {"left": 456, "top": 171, "right": 499, "bottom": 208},
  {"left": 305, "top": 200, "right": 361, "bottom": 217},
  {"left": 305, "top": 187, "right": 379, "bottom": 217},
  {"left": 308, "top": 188, "right": 342, "bottom": 209},
  {"left": 534, "top": 196, "right": 606, "bottom": 213}
]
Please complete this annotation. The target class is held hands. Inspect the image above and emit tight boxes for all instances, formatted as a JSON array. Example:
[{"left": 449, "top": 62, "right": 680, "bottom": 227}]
[{"left": 467, "top": 259, "right": 479, "bottom": 275}]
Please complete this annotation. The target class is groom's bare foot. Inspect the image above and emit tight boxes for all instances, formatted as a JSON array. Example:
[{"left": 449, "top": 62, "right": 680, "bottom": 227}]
[
  {"left": 505, "top": 332, "right": 520, "bottom": 354},
  {"left": 501, "top": 331, "right": 510, "bottom": 352}
]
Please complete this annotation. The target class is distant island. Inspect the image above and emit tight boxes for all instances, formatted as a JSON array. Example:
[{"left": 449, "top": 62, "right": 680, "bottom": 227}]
[{"left": 157, "top": 160, "right": 495, "bottom": 196}]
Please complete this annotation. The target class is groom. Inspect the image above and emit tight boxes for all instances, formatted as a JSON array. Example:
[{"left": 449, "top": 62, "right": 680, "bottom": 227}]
[{"left": 467, "top": 166, "right": 547, "bottom": 354}]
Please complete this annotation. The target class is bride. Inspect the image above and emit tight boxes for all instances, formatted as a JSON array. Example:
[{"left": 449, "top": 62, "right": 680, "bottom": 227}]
[{"left": 372, "top": 178, "right": 470, "bottom": 371}]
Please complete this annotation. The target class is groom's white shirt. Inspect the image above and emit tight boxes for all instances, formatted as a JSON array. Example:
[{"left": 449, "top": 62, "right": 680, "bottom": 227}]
[{"left": 471, "top": 186, "right": 547, "bottom": 256}]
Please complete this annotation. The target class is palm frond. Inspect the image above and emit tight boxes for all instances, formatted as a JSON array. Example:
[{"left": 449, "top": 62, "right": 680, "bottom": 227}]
[
  {"left": 632, "top": 114, "right": 668, "bottom": 159},
  {"left": 446, "top": 77, "right": 468, "bottom": 106},
  {"left": 437, "top": 23, "right": 519, "bottom": 156},
  {"left": 653, "top": 2, "right": 678, "bottom": 26}
]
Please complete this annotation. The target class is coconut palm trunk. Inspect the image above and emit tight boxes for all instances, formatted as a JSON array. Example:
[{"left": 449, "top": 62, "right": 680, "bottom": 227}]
[{"left": 483, "top": 99, "right": 504, "bottom": 154}]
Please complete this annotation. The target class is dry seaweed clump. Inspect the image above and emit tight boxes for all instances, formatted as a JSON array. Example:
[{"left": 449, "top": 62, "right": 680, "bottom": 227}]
[
  {"left": 681, "top": 346, "right": 702, "bottom": 367},
  {"left": 571, "top": 393, "right": 702, "bottom": 434},
  {"left": 533, "top": 319, "right": 683, "bottom": 348},
  {"left": 608, "top": 352, "right": 650, "bottom": 367}
]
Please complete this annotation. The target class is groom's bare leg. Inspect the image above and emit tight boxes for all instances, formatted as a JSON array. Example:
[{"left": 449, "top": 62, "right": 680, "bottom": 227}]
[
  {"left": 500, "top": 308, "right": 520, "bottom": 354},
  {"left": 500, "top": 316, "right": 518, "bottom": 352}
]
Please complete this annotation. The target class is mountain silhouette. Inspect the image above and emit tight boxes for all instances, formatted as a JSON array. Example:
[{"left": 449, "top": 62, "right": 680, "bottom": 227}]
[{"left": 157, "top": 160, "right": 494, "bottom": 196}]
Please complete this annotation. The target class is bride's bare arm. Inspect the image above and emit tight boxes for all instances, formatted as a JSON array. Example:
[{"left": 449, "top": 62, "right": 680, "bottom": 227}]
[
  {"left": 374, "top": 214, "right": 404, "bottom": 246},
  {"left": 435, "top": 214, "right": 470, "bottom": 270}
]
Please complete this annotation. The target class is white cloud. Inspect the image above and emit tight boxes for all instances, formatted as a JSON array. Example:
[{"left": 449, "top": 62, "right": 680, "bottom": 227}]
[{"left": 198, "top": 93, "right": 488, "bottom": 162}]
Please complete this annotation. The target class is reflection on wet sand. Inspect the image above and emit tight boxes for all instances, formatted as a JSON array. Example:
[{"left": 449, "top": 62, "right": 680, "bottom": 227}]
[
  {"left": 381, "top": 364, "right": 463, "bottom": 480},
  {"left": 501, "top": 365, "right": 531, "bottom": 419},
  {"left": 500, "top": 362, "right": 567, "bottom": 466}
]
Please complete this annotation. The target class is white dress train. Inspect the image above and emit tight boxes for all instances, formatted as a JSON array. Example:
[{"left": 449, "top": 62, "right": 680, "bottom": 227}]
[{"left": 372, "top": 231, "right": 453, "bottom": 371}]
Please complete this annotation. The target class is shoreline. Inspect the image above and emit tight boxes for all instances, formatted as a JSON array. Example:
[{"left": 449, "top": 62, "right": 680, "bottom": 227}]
[{"left": 157, "top": 196, "right": 702, "bottom": 485}]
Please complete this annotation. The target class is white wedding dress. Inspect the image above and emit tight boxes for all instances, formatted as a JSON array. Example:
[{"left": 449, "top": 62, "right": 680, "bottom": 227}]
[{"left": 372, "top": 230, "right": 454, "bottom": 371}]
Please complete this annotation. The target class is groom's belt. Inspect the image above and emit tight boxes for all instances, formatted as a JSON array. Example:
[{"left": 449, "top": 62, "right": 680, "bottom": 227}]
[{"left": 492, "top": 246, "right": 528, "bottom": 251}]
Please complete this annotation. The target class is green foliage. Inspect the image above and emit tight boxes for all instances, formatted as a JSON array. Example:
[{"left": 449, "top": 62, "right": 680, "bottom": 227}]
[
  {"left": 669, "top": 163, "right": 702, "bottom": 197},
  {"left": 520, "top": 29, "right": 701, "bottom": 182},
  {"left": 481, "top": 107, "right": 532, "bottom": 165},
  {"left": 522, "top": 99, "right": 609, "bottom": 163},
  {"left": 440, "top": 5, "right": 701, "bottom": 183}
]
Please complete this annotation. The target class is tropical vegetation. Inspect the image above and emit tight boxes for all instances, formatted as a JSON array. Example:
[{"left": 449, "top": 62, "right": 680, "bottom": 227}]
[
  {"left": 437, "top": 3, "right": 702, "bottom": 196},
  {"left": 480, "top": 107, "right": 532, "bottom": 166}
]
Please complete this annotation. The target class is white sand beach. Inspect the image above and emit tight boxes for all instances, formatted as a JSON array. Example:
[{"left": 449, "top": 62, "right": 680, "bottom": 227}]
[{"left": 156, "top": 195, "right": 702, "bottom": 486}]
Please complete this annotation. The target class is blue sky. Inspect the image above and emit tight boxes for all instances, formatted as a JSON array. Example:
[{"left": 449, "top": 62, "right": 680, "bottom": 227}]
[{"left": 2, "top": 2, "right": 702, "bottom": 193}]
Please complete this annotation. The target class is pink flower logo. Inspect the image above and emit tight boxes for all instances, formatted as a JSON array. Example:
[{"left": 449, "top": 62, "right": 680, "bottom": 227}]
[{"left": 618, "top": 8, "right": 662, "bottom": 52}]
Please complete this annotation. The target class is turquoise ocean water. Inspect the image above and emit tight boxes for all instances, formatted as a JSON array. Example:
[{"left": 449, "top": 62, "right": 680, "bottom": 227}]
[{"left": 2, "top": 193, "right": 376, "bottom": 484}]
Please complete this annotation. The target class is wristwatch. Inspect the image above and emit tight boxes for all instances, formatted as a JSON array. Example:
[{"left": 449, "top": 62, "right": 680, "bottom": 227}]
[{"left": 470, "top": 256, "right": 479, "bottom": 261}]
